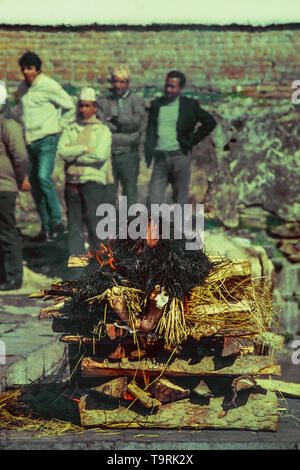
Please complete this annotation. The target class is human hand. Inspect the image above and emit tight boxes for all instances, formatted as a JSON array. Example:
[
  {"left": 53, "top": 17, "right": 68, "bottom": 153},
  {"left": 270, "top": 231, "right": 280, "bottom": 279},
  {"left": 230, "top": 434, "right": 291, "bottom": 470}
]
[{"left": 20, "top": 176, "right": 31, "bottom": 191}]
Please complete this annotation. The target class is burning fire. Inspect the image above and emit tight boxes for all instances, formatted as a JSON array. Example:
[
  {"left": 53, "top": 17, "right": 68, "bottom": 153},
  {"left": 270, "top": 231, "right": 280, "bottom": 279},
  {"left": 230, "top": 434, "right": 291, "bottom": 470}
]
[
  {"left": 89, "top": 243, "right": 116, "bottom": 269},
  {"left": 87, "top": 219, "right": 161, "bottom": 269},
  {"left": 146, "top": 219, "right": 161, "bottom": 249},
  {"left": 123, "top": 392, "right": 134, "bottom": 401}
]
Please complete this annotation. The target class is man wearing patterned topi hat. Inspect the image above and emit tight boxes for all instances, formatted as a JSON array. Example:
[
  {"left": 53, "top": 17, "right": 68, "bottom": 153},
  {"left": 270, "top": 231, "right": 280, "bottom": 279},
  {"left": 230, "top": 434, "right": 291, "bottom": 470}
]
[
  {"left": 97, "top": 64, "right": 145, "bottom": 207},
  {"left": 57, "top": 87, "right": 112, "bottom": 265}
]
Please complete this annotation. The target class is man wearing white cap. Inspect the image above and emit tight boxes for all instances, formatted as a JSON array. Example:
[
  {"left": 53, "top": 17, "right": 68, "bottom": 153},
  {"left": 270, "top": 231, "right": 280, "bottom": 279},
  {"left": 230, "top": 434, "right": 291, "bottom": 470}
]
[
  {"left": 57, "top": 87, "right": 112, "bottom": 261},
  {"left": 97, "top": 64, "right": 145, "bottom": 207}
]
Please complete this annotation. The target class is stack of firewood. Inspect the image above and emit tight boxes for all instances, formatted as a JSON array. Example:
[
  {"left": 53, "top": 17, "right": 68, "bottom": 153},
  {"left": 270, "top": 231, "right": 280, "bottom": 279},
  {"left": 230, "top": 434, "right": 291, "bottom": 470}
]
[{"left": 32, "top": 248, "right": 283, "bottom": 432}]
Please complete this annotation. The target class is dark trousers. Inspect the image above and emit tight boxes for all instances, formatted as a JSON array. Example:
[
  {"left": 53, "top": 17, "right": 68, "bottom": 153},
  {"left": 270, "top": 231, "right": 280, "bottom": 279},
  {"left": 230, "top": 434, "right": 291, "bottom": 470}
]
[
  {"left": 65, "top": 181, "right": 107, "bottom": 256},
  {"left": 147, "top": 150, "right": 192, "bottom": 208},
  {"left": 27, "top": 134, "right": 62, "bottom": 233},
  {"left": 107, "top": 151, "right": 140, "bottom": 208},
  {"left": 0, "top": 191, "right": 23, "bottom": 283}
]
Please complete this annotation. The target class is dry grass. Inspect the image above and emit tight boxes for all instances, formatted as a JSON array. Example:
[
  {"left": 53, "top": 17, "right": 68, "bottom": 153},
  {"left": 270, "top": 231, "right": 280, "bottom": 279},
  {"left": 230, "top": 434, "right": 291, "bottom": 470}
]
[
  {"left": 185, "top": 258, "right": 279, "bottom": 336},
  {"left": 155, "top": 259, "right": 279, "bottom": 347},
  {"left": 88, "top": 285, "right": 144, "bottom": 334},
  {"left": 0, "top": 389, "right": 83, "bottom": 437},
  {"left": 155, "top": 298, "right": 188, "bottom": 348}
]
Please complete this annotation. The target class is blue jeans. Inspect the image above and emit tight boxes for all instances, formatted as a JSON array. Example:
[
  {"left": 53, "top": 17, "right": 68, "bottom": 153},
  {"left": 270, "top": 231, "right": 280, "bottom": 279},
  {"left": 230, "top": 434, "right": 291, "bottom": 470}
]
[{"left": 27, "top": 134, "right": 62, "bottom": 232}]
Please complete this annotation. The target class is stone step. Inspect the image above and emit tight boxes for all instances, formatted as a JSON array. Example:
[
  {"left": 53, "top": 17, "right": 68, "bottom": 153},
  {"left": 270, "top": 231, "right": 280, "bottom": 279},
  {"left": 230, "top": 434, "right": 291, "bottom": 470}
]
[{"left": 0, "top": 305, "right": 68, "bottom": 394}]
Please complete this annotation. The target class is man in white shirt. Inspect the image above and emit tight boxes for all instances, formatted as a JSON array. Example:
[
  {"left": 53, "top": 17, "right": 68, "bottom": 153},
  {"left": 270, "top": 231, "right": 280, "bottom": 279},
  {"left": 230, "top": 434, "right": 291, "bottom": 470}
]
[{"left": 15, "top": 51, "right": 75, "bottom": 242}]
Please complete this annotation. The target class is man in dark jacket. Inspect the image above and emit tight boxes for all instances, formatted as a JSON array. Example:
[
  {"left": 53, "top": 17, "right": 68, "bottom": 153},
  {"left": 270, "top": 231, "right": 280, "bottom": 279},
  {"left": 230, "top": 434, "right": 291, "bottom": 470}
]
[
  {"left": 145, "top": 70, "right": 216, "bottom": 208},
  {"left": 0, "top": 103, "right": 28, "bottom": 290}
]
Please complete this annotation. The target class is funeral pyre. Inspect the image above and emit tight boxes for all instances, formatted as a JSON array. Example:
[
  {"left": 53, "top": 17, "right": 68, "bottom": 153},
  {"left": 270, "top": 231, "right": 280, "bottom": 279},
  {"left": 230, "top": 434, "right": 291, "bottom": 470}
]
[{"left": 33, "top": 222, "right": 283, "bottom": 431}]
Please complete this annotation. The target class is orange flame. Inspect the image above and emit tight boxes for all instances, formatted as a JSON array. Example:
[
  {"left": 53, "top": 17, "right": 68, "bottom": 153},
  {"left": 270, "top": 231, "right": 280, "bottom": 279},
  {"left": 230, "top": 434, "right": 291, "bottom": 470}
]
[
  {"left": 146, "top": 219, "right": 161, "bottom": 248},
  {"left": 123, "top": 392, "right": 134, "bottom": 401},
  {"left": 90, "top": 243, "right": 116, "bottom": 269}
]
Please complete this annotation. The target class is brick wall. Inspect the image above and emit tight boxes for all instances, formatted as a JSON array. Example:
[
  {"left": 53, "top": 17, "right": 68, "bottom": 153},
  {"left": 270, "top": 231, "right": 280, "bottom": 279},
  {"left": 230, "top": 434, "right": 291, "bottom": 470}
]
[{"left": 1, "top": 24, "right": 300, "bottom": 99}]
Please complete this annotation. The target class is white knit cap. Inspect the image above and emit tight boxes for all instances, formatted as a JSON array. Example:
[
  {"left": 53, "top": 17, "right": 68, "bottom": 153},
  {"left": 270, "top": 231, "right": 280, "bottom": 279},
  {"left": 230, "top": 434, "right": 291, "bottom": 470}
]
[{"left": 79, "top": 87, "right": 97, "bottom": 101}]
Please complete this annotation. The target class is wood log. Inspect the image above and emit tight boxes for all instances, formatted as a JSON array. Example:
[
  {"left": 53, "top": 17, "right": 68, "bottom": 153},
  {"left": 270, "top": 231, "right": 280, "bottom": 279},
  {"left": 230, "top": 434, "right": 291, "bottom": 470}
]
[
  {"left": 45, "top": 281, "right": 79, "bottom": 296},
  {"left": 148, "top": 378, "right": 190, "bottom": 404},
  {"left": 109, "top": 345, "right": 126, "bottom": 360},
  {"left": 59, "top": 333, "right": 160, "bottom": 349},
  {"left": 232, "top": 375, "right": 257, "bottom": 393},
  {"left": 28, "top": 291, "right": 45, "bottom": 299},
  {"left": 214, "top": 328, "right": 260, "bottom": 337},
  {"left": 106, "top": 324, "right": 124, "bottom": 340},
  {"left": 221, "top": 336, "right": 254, "bottom": 357},
  {"left": 129, "top": 349, "right": 147, "bottom": 359},
  {"left": 68, "top": 255, "right": 89, "bottom": 267},
  {"left": 127, "top": 381, "right": 162, "bottom": 408},
  {"left": 78, "top": 390, "right": 278, "bottom": 431},
  {"left": 193, "top": 380, "right": 213, "bottom": 398},
  {"left": 60, "top": 335, "right": 94, "bottom": 344},
  {"left": 256, "top": 379, "right": 300, "bottom": 398},
  {"left": 81, "top": 355, "right": 281, "bottom": 378},
  {"left": 90, "top": 377, "right": 128, "bottom": 399},
  {"left": 39, "top": 305, "right": 65, "bottom": 319}
]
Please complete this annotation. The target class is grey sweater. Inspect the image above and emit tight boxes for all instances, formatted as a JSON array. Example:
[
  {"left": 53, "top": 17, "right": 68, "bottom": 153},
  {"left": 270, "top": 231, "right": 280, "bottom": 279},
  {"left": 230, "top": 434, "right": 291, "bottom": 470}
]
[
  {"left": 0, "top": 116, "right": 28, "bottom": 192},
  {"left": 97, "top": 90, "right": 145, "bottom": 154}
]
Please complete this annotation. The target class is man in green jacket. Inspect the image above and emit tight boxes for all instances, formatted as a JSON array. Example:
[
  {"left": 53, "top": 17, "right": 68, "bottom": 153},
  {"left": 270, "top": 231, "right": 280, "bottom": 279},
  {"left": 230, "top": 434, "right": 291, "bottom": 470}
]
[{"left": 0, "top": 100, "right": 28, "bottom": 290}]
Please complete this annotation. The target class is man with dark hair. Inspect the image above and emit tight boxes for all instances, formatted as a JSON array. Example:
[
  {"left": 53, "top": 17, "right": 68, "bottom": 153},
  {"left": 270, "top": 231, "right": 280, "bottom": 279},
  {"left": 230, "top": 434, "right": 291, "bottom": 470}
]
[
  {"left": 18, "top": 51, "right": 42, "bottom": 74},
  {"left": 0, "top": 101, "right": 28, "bottom": 290},
  {"left": 97, "top": 64, "right": 145, "bottom": 207},
  {"left": 145, "top": 70, "right": 216, "bottom": 208},
  {"left": 166, "top": 70, "right": 186, "bottom": 88},
  {"left": 14, "top": 51, "right": 75, "bottom": 242}
]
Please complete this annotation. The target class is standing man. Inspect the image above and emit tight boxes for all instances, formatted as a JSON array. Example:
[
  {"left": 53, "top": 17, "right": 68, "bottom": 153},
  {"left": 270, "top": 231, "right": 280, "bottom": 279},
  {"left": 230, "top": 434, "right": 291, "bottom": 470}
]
[
  {"left": 97, "top": 64, "right": 145, "bottom": 207},
  {"left": 0, "top": 101, "right": 28, "bottom": 290},
  {"left": 15, "top": 51, "right": 75, "bottom": 242},
  {"left": 58, "top": 87, "right": 112, "bottom": 259},
  {"left": 145, "top": 70, "right": 216, "bottom": 208}
]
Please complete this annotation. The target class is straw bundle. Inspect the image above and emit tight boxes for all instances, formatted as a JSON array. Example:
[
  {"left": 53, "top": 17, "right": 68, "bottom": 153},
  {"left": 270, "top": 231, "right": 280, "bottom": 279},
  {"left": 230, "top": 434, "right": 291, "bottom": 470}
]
[
  {"left": 0, "top": 389, "right": 83, "bottom": 436},
  {"left": 88, "top": 285, "right": 145, "bottom": 338},
  {"left": 185, "top": 258, "right": 278, "bottom": 336},
  {"left": 155, "top": 298, "right": 188, "bottom": 348}
]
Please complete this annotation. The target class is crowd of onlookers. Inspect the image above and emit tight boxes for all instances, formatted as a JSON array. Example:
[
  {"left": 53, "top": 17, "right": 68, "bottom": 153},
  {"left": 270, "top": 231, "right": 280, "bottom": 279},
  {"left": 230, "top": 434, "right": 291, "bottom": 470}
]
[{"left": 0, "top": 50, "right": 216, "bottom": 290}]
